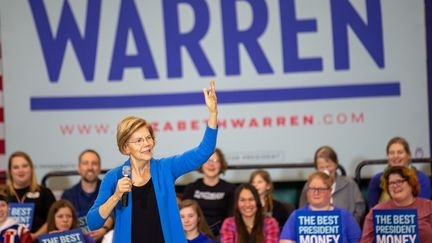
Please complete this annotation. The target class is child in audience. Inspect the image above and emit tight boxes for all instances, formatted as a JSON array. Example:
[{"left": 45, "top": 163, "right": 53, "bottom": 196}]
[
  {"left": 249, "top": 170, "right": 293, "bottom": 228},
  {"left": 183, "top": 148, "right": 237, "bottom": 235},
  {"left": 298, "top": 146, "right": 365, "bottom": 223},
  {"left": 220, "top": 184, "right": 279, "bottom": 243},
  {"left": 367, "top": 137, "right": 431, "bottom": 208},
  {"left": 0, "top": 191, "right": 32, "bottom": 242},
  {"left": 46, "top": 200, "right": 95, "bottom": 242},
  {"left": 180, "top": 199, "right": 215, "bottom": 243}
]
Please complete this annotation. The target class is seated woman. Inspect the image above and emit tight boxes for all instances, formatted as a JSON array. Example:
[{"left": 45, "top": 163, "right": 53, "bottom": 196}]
[
  {"left": 360, "top": 166, "right": 432, "bottom": 242},
  {"left": 298, "top": 146, "right": 365, "bottom": 223},
  {"left": 5, "top": 151, "right": 57, "bottom": 240},
  {"left": 249, "top": 170, "right": 293, "bottom": 228},
  {"left": 46, "top": 200, "right": 95, "bottom": 243},
  {"left": 0, "top": 191, "right": 32, "bottom": 242},
  {"left": 280, "top": 172, "right": 361, "bottom": 243},
  {"left": 367, "top": 137, "right": 431, "bottom": 208},
  {"left": 180, "top": 199, "right": 215, "bottom": 243},
  {"left": 220, "top": 184, "right": 279, "bottom": 243},
  {"left": 183, "top": 148, "right": 237, "bottom": 235}
]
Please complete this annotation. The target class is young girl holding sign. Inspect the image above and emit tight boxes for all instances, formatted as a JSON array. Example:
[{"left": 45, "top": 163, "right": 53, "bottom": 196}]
[{"left": 46, "top": 200, "right": 95, "bottom": 243}]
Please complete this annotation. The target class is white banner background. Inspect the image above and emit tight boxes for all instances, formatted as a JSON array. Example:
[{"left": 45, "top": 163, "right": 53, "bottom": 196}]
[{"left": 0, "top": 0, "right": 429, "bottom": 185}]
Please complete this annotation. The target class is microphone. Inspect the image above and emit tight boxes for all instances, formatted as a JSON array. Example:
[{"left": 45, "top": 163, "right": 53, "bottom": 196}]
[{"left": 121, "top": 165, "right": 131, "bottom": 207}]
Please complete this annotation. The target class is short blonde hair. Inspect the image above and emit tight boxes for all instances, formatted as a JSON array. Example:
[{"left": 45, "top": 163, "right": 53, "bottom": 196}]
[
  {"left": 116, "top": 116, "right": 155, "bottom": 155},
  {"left": 307, "top": 171, "right": 334, "bottom": 188}
]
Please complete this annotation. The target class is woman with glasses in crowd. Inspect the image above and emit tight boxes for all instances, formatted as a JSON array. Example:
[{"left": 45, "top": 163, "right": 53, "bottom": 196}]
[
  {"left": 280, "top": 172, "right": 361, "bottom": 243},
  {"left": 5, "top": 151, "right": 57, "bottom": 240},
  {"left": 360, "top": 166, "right": 432, "bottom": 242},
  {"left": 183, "top": 148, "right": 237, "bottom": 236},
  {"left": 220, "top": 184, "right": 279, "bottom": 243},
  {"left": 298, "top": 146, "right": 365, "bottom": 223},
  {"left": 87, "top": 81, "right": 219, "bottom": 243},
  {"left": 367, "top": 137, "right": 431, "bottom": 208}
]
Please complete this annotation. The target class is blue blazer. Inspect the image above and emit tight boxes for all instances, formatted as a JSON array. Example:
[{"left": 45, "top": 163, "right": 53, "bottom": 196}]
[{"left": 87, "top": 127, "right": 217, "bottom": 243}]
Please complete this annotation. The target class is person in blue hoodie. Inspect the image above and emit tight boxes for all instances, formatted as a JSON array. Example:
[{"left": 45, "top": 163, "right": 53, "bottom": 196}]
[{"left": 87, "top": 81, "right": 218, "bottom": 243}]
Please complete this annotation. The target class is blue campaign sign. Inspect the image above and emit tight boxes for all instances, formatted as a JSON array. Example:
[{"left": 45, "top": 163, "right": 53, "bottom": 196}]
[
  {"left": 39, "top": 228, "right": 85, "bottom": 243},
  {"left": 295, "top": 210, "right": 342, "bottom": 243},
  {"left": 8, "top": 203, "right": 35, "bottom": 230},
  {"left": 373, "top": 209, "right": 418, "bottom": 243}
]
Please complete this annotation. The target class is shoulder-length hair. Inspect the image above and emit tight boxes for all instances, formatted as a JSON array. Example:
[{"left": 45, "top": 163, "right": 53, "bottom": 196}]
[
  {"left": 381, "top": 166, "right": 420, "bottom": 198},
  {"left": 116, "top": 116, "right": 155, "bottom": 155},
  {"left": 198, "top": 148, "right": 228, "bottom": 175},
  {"left": 7, "top": 151, "right": 39, "bottom": 195},
  {"left": 179, "top": 199, "right": 215, "bottom": 240},
  {"left": 234, "top": 184, "right": 264, "bottom": 243},
  {"left": 249, "top": 170, "right": 273, "bottom": 214},
  {"left": 47, "top": 200, "right": 79, "bottom": 232}
]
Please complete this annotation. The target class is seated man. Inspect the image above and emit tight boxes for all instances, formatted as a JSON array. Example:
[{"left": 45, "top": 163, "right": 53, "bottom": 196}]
[{"left": 62, "top": 149, "right": 113, "bottom": 241}]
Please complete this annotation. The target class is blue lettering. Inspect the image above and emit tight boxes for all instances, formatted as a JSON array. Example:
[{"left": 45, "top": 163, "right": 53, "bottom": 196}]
[
  {"left": 331, "top": 0, "right": 384, "bottom": 69},
  {"left": 163, "top": 0, "right": 214, "bottom": 78},
  {"left": 109, "top": 0, "right": 158, "bottom": 80},
  {"left": 29, "top": 0, "right": 101, "bottom": 82},
  {"left": 280, "top": 0, "right": 322, "bottom": 72},
  {"left": 221, "top": 0, "right": 273, "bottom": 75}
]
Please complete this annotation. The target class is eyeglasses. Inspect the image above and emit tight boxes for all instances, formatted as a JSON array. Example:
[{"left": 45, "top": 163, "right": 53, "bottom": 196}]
[
  {"left": 307, "top": 187, "right": 330, "bottom": 193},
  {"left": 388, "top": 178, "right": 407, "bottom": 187},
  {"left": 127, "top": 135, "right": 153, "bottom": 146},
  {"left": 206, "top": 158, "right": 220, "bottom": 164}
]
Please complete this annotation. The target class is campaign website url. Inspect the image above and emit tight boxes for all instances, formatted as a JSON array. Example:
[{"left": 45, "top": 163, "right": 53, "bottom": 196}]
[{"left": 58, "top": 112, "right": 365, "bottom": 135}]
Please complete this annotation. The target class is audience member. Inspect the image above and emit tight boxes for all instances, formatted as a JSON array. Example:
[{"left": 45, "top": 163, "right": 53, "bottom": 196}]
[
  {"left": 361, "top": 166, "right": 432, "bottom": 242},
  {"left": 62, "top": 149, "right": 113, "bottom": 241},
  {"left": 280, "top": 172, "right": 361, "bottom": 243},
  {"left": 183, "top": 148, "right": 237, "bottom": 235},
  {"left": 0, "top": 190, "right": 32, "bottom": 242},
  {"left": 5, "top": 151, "right": 56, "bottom": 240},
  {"left": 46, "top": 200, "right": 95, "bottom": 242},
  {"left": 367, "top": 137, "right": 431, "bottom": 208},
  {"left": 180, "top": 199, "right": 215, "bottom": 243},
  {"left": 220, "top": 184, "right": 279, "bottom": 243},
  {"left": 298, "top": 146, "right": 365, "bottom": 223},
  {"left": 249, "top": 170, "right": 292, "bottom": 229}
]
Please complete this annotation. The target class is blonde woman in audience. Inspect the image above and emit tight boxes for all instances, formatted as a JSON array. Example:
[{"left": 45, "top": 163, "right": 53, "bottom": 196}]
[
  {"left": 361, "top": 166, "right": 432, "bottom": 242},
  {"left": 280, "top": 172, "right": 361, "bottom": 243},
  {"left": 220, "top": 184, "right": 279, "bottom": 243},
  {"left": 298, "top": 146, "right": 365, "bottom": 223},
  {"left": 250, "top": 170, "right": 292, "bottom": 228},
  {"left": 46, "top": 200, "right": 95, "bottom": 242},
  {"left": 367, "top": 137, "right": 431, "bottom": 208},
  {"left": 5, "top": 151, "right": 56, "bottom": 240},
  {"left": 180, "top": 199, "right": 215, "bottom": 243},
  {"left": 0, "top": 191, "right": 32, "bottom": 242}
]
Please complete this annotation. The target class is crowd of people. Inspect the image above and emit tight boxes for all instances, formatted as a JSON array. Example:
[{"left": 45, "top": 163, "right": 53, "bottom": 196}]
[{"left": 0, "top": 82, "right": 431, "bottom": 242}]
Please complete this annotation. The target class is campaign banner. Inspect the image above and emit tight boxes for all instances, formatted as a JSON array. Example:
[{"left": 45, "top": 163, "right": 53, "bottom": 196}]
[
  {"left": 0, "top": 0, "right": 429, "bottom": 182},
  {"left": 373, "top": 209, "right": 418, "bottom": 243},
  {"left": 8, "top": 203, "right": 35, "bottom": 230},
  {"left": 295, "top": 210, "right": 342, "bottom": 243},
  {"left": 39, "top": 229, "right": 85, "bottom": 243}
]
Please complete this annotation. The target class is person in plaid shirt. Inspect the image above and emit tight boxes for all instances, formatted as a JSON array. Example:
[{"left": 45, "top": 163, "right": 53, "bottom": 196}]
[{"left": 220, "top": 184, "right": 279, "bottom": 243}]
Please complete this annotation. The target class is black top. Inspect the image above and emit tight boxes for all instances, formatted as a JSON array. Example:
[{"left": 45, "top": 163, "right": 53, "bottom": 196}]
[
  {"left": 182, "top": 178, "right": 237, "bottom": 235},
  {"left": 7, "top": 185, "right": 56, "bottom": 232},
  {"left": 132, "top": 178, "right": 164, "bottom": 243}
]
